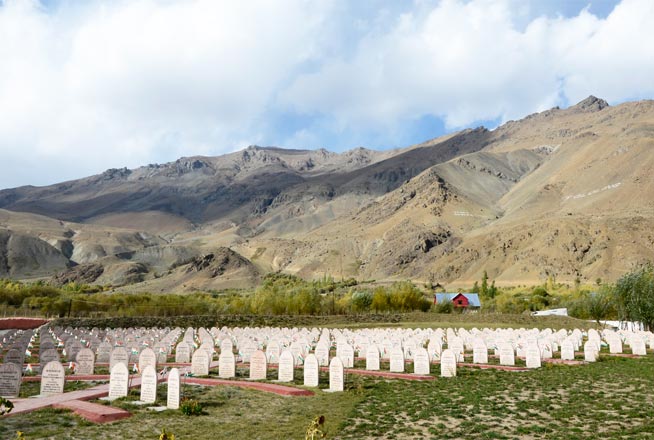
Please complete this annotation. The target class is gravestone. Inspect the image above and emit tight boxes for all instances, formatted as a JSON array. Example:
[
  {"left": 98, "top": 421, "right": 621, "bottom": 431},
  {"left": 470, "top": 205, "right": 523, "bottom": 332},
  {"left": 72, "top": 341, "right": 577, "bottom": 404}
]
[
  {"left": 427, "top": 338, "right": 442, "bottom": 361},
  {"left": 75, "top": 348, "right": 95, "bottom": 375},
  {"left": 108, "top": 362, "right": 129, "bottom": 400},
  {"left": 0, "top": 363, "right": 22, "bottom": 398},
  {"left": 96, "top": 342, "right": 113, "bottom": 363},
  {"left": 389, "top": 347, "right": 405, "bottom": 373},
  {"left": 303, "top": 353, "right": 319, "bottom": 387},
  {"left": 472, "top": 340, "right": 488, "bottom": 364},
  {"left": 278, "top": 350, "right": 295, "bottom": 382},
  {"left": 219, "top": 350, "right": 236, "bottom": 378},
  {"left": 40, "top": 348, "right": 60, "bottom": 365},
  {"left": 110, "top": 347, "right": 129, "bottom": 372},
  {"left": 314, "top": 343, "right": 330, "bottom": 367},
  {"left": 167, "top": 368, "right": 180, "bottom": 409},
  {"left": 526, "top": 344, "right": 541, "bottom": 369},
  {"left": 266, "top": 341, "right": 281, "bottom": 363},
  {"left": 631, "top": 337, "right": 647, "bottom": 356},
  {"left": 413, "top": 347, "right": 430, "bottom": 375},
  {"left": 67, "top": 340, "right": 83, "bottom": 362},
  {"left": 329, "top": 356, "right": 344, "bottom": 392},
  {"left": 4, "top": 348, "right": 24, "bottom": 366},
  {"left": 440, "top": 349, "right": 457, "bottom": 377},
  {"left": 560, "top": 340, "right": 575, "bottom": 361},
  {"left": 338, "top": 343, "right": 354, "bottom": 368},
  {"left": 584, "top": 341, "right": 598, "bottom": 362},
  {"left": 175, "top": 342, "right": 191, "bottom": 363},
  {"left": 499, "top": 342, "right": 515, "bottom": 366},
  {"left": 249, "top": 350, "right": 267, "bottom": 380},
  {"left": 138, "top": 347, "right": 157, "bottom": 372},
  {"left": 140, "top": 365, "right": 158, "bottom": 404},
  {"left": 609, "top": 336, "right": 622, "bottom": 354},
  {"left": 365, "top": 345, "right": 380, "bottom": 371},
  {"left": 191, "top": 349, "right": 209, "bottom": 376},
  {"left": 40, "top": 361, "right": 65, "bottom": 396}
]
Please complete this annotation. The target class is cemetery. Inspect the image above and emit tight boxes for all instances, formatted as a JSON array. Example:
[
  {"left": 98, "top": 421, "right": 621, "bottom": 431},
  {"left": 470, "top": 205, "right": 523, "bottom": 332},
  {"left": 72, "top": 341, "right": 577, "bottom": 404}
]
[{"left": 2, "top": 320, "right": 654, "bottom": 439}]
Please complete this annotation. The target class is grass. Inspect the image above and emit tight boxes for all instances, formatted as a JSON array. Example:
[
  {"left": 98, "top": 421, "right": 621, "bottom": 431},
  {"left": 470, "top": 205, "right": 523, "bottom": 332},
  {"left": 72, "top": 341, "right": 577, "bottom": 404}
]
[{"left": 4, "top": 354, "right": 654, "bottom": 439}]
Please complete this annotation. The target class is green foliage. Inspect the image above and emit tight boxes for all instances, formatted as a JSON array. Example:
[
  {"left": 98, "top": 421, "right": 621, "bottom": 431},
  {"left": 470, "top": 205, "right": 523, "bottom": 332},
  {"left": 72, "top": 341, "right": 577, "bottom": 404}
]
[
  {"left": 179, "top": 398, "right": 203, "bottom": 416},
  {"left": 434, "top": 299, "right": 453, "bottom": 314},
  {"left": 614, "top": 264, "right": 654, "bottom": 330}
]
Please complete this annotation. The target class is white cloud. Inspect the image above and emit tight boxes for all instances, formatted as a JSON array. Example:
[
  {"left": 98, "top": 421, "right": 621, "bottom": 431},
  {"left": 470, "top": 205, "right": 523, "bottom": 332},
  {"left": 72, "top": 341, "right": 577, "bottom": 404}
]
[
  {"left": 0, "top": 0, "right": 651, "bottom": 189},
  {"left": 281, "top": 0, "right": 654, "bottom": 128},
  {"left": 0, "top": 0, "right": 332, "bottom": 187}
]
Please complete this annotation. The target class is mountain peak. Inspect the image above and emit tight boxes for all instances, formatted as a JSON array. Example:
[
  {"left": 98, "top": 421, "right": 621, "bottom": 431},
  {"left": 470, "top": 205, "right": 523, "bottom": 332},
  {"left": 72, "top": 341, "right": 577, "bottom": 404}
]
[{"left": 571, "top": 95, "right": 609, "bottom": 113}]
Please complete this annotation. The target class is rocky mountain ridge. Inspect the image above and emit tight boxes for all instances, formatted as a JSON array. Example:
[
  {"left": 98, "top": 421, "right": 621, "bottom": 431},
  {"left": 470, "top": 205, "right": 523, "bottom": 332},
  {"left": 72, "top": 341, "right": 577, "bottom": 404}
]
[{"left": 1, "top": 96, "right": 653, "bottom": 290}]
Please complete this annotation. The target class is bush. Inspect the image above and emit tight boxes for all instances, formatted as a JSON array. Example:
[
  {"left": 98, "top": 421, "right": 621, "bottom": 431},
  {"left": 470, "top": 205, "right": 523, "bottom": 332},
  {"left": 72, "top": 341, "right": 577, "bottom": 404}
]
[{"left": 180, "top": 398, "right": 203, "bottom": 416}]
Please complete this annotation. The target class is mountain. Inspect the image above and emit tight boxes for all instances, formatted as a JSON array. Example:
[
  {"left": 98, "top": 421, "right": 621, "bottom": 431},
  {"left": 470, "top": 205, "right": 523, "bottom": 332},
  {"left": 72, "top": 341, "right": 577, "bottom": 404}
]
[{"left": 1, "top": 96, "right": 653, "bottom": 290}]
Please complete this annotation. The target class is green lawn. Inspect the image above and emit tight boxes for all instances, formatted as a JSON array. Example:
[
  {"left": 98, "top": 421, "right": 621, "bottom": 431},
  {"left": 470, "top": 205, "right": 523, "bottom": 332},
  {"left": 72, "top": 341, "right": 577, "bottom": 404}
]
[{"left": 3, "top": 355, "right": 654, "bottom": 439}]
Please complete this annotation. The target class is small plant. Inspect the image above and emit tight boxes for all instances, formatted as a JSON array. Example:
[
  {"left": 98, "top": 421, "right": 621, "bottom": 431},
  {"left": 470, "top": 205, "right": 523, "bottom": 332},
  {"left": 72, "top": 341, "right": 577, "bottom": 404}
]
[
  {"left": 179, "top": 398, "right": 203, "bottom": 416},
  {"left": 305, "top": 415, "right": 326, "bottom": 440},
  {"left": 0, "top": 397, "right": 14, "bottom": 415},
  {"left": 159, "top": 428, "right": 175, "bottom": 440}
]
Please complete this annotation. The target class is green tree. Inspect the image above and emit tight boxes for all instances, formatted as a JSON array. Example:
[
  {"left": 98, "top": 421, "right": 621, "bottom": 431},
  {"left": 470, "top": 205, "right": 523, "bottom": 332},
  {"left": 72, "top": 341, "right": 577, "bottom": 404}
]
[
  {"left": 614, "top": 264, "right": 654, "bottom": 330},
  {"left": 480, "top": 271, "right": 488, "bottom": 297},
  {"left": 587, "top": 285, "right": 615, "bottom": 325}
]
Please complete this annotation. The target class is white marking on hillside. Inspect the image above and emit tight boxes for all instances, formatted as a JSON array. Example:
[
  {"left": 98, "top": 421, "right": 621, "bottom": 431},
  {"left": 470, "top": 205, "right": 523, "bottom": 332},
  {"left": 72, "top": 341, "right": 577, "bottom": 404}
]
[{"left": 563, "top": 182, "right": 622, "bottom": 201}]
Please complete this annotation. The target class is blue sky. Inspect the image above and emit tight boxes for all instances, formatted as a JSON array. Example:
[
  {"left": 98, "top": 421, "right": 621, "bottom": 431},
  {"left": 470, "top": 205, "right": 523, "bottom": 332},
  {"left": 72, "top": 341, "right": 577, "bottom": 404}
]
[{"left": 0, "top": 0, "right": 651, "bottom": 189}]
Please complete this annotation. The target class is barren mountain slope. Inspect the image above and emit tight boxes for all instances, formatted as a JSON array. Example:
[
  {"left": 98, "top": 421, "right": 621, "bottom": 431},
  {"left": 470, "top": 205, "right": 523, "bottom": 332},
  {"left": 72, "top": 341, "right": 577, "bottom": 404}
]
[{"left": 0, "top": 96, "right": 652, "bottom": 289}]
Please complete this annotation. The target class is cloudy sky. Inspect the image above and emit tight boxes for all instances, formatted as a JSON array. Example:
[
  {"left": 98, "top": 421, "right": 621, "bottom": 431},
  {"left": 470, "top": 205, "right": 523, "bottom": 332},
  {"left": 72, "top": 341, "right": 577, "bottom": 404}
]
[{"left": 1, "top": 0, "right": 652, "bottom": 189}]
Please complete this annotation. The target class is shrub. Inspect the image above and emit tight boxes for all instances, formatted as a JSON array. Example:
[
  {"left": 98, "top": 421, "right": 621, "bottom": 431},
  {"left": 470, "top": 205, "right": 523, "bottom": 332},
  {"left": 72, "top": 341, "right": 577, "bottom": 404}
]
[{"left": 179, "top": 398, "right": 203, "bottom": 416}]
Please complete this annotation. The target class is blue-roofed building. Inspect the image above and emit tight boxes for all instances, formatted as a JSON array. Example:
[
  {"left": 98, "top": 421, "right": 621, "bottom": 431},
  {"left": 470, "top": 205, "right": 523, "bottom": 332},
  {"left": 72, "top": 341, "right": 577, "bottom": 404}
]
[{"left": 434, "top": 293, "right": 481, "bottom": 309}]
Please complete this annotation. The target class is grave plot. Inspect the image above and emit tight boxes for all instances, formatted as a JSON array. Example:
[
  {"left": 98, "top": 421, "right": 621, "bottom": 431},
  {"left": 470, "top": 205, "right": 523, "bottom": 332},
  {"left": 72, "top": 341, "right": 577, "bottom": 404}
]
[{"left": 2, "top": 322, "right": 653, "bottom": 439}]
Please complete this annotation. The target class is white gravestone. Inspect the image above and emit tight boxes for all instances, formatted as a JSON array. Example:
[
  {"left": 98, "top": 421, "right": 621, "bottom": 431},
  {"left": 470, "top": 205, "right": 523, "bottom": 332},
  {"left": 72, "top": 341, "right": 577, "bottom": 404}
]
[
  {"left": 560, "top": 340, "right": 575, "bottom": 361},
  {"left": 138, "top": 347, "right": 157, "bottom": 372},
  {"left": 108, "top": 362, "right": 129, "bottom": 400},
  {"left": 365, "top": 345, "right": 380, "bottom": 371},
  {"left": 440, "top": 349, "right": 457, "bottom": 378},
  {"left": 472, "top": 340, "right": 488, "bottom": 364},
  {"left": 40, "top": 361, "right": 65, "bottom": 396},
  {"left": 499, "top": 343, "right": 515, "bottom": 366},
  {"left": 140, "top": 365, "right": 158, "bottom": 404},
  {"left": 339, "top": 343, "right": 354, "bottom": 368},
  {"left": 175, "top": 342, "right": 191, "bottom": 363},
  {"left": 219, "top": 350, "right": 236, "bottom": 379},
  {"left": 278, "top": 350, "right": 295, "bottom": 382},
  {"left": 303, "top": 353, "right": 320, "bottom": 387},
  {"left": 191, "top": 349, "right": 210, "bottom": 376},
  {"left": 526, "top": 344, "right": 541, "bottom": 369},
  {"left": 167, "top": 368, "right": 180, "bottom": 409},
  {"left": 314, "top": 343, "right": 330, "bottom": 367},
  {"left": 0, "top": 363, "right": 22, "bottom": 398},
  {"left": 110, "top": 347, "right": 129, "bottom": 372},
  {"left": 584, "top": 341, "right": 598, "bottom": 362},
  {"left": 329, "top": 356, "right": 344, "bottom": 392},
  {"left": 249, "top": 350, "right": 268, "bottom": 380},
  {"left": 75, "top": 348, "right": 95, "bottom": 375},
  {"left": 413, "top": 347, "right": 430, "bottom": 375},
  {"left": 389, "top": 347, "right": 405, "bottom": 373}
]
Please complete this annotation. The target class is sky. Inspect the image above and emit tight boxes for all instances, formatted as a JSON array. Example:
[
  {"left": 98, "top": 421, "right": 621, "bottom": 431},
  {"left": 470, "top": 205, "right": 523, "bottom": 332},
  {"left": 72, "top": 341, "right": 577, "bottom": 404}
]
[{"left": 0, "top": 0, "right": 652, "bottom": 189}]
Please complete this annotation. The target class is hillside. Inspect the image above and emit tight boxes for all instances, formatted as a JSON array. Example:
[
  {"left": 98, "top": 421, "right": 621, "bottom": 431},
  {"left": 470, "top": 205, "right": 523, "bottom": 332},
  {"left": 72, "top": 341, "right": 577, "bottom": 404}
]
[{"left": 0, "top": 96, "right": 653, "bottom": 290}]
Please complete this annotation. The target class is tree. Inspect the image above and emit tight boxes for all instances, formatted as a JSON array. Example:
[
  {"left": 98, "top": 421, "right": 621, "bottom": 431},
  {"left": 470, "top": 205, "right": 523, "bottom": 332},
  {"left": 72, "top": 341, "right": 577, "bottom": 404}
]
[
  {"left": 480, "top": 271, "right": 489, "bottom": 297},
  {"left": 471, "top": 281, "right": 479, "bottom": 294},
  {"left": 614, "top": 264, "right": 654, "bottom": 330},
  {"left": 587, "top": 286, "right": 615, "bottom": 325}
]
